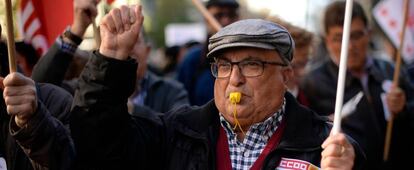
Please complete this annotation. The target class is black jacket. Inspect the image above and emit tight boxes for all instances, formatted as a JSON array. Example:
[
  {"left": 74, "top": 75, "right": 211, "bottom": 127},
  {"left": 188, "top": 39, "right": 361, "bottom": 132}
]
[
  {"left": 0, "top": 83, "right": 74, "bottom": 170},
  {"left": 70, "top": 52, "right": 364, "bottom": 169},
  {"left": 302, "top": 59, "right": 414, "bottom": 169},
  {"left": 32, "top": 41, "right": 79, "bottom": 95}
]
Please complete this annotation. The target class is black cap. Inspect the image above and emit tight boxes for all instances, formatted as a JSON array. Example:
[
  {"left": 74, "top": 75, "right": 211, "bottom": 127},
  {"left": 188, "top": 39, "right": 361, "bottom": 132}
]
[{"left": 205, "top": 0, "right": 239, "bottom": 8}]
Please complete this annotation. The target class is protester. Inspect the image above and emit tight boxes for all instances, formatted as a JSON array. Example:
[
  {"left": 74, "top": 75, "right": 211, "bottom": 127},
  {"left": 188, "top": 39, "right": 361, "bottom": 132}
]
[
  {"left": 31, "top": 0, "right": 100, "bottom": 94},
  {"left": 301, "top": 1, "right": 414, "bottom": 169},
  {"left": 176, "top": 0, "right": 240, "bottom": 106},
  {"left": 15, "top": 42, "right": 39, "bottom": 77},
  {"left": 267, "top": 17, "right": 314, "bottom": 106},
  {"left": 70, "top": 5, "right": 364, "bottom": 169},
  {"left": 128, "top": 29, "right": 190, "bottom": 114},
  {"left": 32, "top": 0, "right": 189, "bottom": 114},
  {"left": 0, "top": 25, "right": 74, "bottom": 169}
]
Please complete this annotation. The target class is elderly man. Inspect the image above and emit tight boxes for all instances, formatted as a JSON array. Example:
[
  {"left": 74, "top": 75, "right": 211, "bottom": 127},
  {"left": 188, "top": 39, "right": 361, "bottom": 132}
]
[{"left": 70, "top": 5, "right": 364, "bottom": 169}]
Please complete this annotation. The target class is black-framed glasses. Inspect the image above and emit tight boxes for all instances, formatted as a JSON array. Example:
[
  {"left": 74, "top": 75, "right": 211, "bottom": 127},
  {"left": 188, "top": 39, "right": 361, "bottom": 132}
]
[
  {"left": 330, "top": 29, "right": 368, "bottom": 43},
  {"left": 211, "top": 59, "right": 287, "bottom": 78}
]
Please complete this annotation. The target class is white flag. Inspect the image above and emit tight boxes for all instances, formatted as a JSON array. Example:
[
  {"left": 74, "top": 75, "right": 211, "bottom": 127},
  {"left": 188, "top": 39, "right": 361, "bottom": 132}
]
[{"left": 373, "top": 0, "right": 414, "bottom": 64}]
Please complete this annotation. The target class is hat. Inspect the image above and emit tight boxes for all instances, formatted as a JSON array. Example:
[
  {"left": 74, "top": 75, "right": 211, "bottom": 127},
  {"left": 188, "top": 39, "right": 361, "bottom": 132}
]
[
  {"left": 205, "top": 0, "right": 239, "bottom": 8},
  {"left": 207, "top": 19, "right": 295, "bottom": 62}
]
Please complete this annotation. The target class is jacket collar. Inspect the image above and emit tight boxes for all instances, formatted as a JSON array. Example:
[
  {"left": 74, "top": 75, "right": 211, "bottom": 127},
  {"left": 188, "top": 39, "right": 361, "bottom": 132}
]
[
  {"left": 325, "top": 57, "right": 387, "bottom": 86},
  {"left": 170, "top": 93, "right": 329, "bottom": 149}
]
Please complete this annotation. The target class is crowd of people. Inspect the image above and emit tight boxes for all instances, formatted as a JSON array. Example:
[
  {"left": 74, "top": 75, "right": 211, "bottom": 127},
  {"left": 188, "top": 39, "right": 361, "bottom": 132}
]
[{"left": 0, "top": 0, "right": 413, "bottom": 169}]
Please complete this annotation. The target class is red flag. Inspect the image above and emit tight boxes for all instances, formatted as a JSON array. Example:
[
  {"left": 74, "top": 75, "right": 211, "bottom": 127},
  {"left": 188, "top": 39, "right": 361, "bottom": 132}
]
[{"left": 18, "top": 0, "right": 73, "bottom": 56}]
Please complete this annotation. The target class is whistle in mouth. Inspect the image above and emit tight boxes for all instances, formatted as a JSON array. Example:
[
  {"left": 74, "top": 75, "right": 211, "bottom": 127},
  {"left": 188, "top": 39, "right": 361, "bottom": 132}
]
[{"left": 229, "top": 92, "right": 241, "bottom": 104}]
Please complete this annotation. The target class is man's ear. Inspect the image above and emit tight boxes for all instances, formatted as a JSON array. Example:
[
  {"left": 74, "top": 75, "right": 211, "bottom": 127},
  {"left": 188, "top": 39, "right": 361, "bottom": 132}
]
[{"left": 282, "top": 66, "right": 293, "bottom": 84}]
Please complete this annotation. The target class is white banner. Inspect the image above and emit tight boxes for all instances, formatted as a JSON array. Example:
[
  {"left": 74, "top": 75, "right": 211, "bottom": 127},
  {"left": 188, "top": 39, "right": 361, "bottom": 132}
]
[{"left": 373, "top": 0, "right": 414, "bottom": 64}]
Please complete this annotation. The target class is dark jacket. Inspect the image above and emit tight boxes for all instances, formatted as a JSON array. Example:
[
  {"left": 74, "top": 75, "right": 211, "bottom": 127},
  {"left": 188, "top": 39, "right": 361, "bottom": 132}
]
[
  {"left": 32, "top": 39, "right": 189, "bottom": 114},
  {"left": 70, "top": 52, "right": 364, "bottom": 169},
  {"left": 301, "top": 59, "right": 414, "bottom": 169},
  {"left": 0, "top": 83, "right": 74, "bottom": 170},
  {"left": 32, "top": 41, "right": 78, "bottom": 95},
  {"left": 176, "top": 45, "right": 214, "bottom": 106},
  {"left": 131, "top": 71, "right": 189, "bottom": 114}
]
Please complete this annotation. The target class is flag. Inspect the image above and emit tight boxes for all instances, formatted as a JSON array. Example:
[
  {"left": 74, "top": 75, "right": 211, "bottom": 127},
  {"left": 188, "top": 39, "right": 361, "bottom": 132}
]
[
  {"left": 373, "top": 0, "right": 414, "bottom": 64},
  {"left": 18, "top": 0, "right": 73, "bottom": 56}
]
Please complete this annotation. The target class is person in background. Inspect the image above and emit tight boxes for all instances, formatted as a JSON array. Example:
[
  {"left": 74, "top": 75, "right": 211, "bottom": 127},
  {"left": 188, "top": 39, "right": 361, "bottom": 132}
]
[
  {"left": 301, "top": 1, "right": 414, "bottom": 169},
  {"left": 176, "top": 0, "right": 240, "bottom": 106},
  {"left": 32, "top": 0, "right": 100, "bottom": 95},
  {"left": 0, "top": 21, "right": 74, "bottom": 170},
  {"left": 15, "top": 42, "right": 39, "bottom": 77},
  {"left": 128, "top": 29, "right": 190, "bottom": 114},
  {"left": 267, "top": 17, "right": 314, "bottom": 106}
]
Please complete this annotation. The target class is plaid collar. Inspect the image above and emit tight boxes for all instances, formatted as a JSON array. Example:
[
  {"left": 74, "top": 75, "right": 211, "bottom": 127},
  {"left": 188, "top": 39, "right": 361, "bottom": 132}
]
[{"left": 219, "top": 98, "right": 285, "bottom": 170}]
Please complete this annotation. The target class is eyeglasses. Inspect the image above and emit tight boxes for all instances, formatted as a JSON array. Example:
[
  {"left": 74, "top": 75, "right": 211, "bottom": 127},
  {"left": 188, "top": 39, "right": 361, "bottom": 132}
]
[
  {"left": 211, "top": 59, "right": 287, "bottom": 78},
  {"left": 330, "top": 30, "right": 368, "bottom": 43}
]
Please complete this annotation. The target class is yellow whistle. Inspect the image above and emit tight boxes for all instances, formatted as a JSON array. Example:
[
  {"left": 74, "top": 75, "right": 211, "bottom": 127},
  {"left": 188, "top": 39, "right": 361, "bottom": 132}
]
[{"left": 229, "top": 92, "right": 241, "bottom": 104}]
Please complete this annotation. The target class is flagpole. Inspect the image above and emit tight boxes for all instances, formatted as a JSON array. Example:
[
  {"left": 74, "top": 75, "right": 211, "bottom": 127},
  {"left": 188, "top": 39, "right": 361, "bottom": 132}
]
[
  {"left": 332, "top": 0, "right": 353, "bottom": 135},
  {"left": 4, "top": 0, "right": 17, "bottom": 73},
  {"left": 191, "top": 0, "right": 222, "bottom": 32},
  {"left": 92, "top": 19, "right": 101, "bottom": 48},
  {"left": 383, "top": 0, "right": 410, "bottom": 161}
]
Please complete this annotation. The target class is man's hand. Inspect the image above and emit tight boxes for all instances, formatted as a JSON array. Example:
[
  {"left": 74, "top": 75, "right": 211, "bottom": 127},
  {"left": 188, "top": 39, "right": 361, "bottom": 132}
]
[
  {"left": 99, "top": 5, "right": 144, "bottom": 60},
  {"left": 2, "top": 73, "right": 37, "bottom": 128},
  {"left": 321, "top": 133, "right": 355, "bottom": 170},
  {"left": 72, "top": 0, "right": 100, "bottom": 37},
  {"left": 386, "top": 84, "right": 406, "bottom": 116}
]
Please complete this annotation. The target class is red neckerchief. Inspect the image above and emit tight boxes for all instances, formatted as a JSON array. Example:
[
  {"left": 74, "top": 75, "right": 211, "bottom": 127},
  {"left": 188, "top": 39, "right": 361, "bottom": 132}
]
[{"left": 216, "top": 118, "right": 287, "bottom": 170}]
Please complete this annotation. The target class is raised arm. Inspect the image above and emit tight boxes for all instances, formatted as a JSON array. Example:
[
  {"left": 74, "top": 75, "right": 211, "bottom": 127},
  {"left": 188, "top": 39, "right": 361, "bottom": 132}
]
[
  {"left": 70, "top": 5, "right": 165, "bottom": 169},
  {"left": 32, "top": 0, "right": 99, "bottom": 88}
]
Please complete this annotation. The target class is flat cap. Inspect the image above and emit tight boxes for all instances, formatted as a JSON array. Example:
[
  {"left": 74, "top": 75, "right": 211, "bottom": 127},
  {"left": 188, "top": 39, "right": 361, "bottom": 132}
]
[{"left": 207, "top": 19, "right": 295, "bottom": 62}]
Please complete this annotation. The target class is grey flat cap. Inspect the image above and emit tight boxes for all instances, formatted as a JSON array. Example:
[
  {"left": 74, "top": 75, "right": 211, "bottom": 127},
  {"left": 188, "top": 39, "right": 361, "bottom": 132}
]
[{"left": 207, "top": 19, "right": 295, "bottom": 62}]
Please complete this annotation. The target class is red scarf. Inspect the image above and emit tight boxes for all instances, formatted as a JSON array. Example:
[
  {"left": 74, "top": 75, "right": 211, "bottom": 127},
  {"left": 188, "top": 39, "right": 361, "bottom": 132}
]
[{"left": 216, "top": 119, "right": 287, "bottom": 170}]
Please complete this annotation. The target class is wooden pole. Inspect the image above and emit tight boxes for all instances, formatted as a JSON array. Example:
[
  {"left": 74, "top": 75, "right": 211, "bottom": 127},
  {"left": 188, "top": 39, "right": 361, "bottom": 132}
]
[
  {"left": 92, "top": 20, "right": 101, "bottom": 48},
  {"left": 383, "top": 0, "right": 410, "bottom": 161},
  {"left": 191, "top": 0, "right": 222, "bottom": 32},
  {"left": 4, "top": 0, "right": 17, "bottom": 73},
  {"left": 332, "top": 0, "right": 353, "bottom": 135}
]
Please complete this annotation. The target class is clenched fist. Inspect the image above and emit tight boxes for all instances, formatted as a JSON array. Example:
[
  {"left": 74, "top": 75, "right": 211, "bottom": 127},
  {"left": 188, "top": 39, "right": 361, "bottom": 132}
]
[
  {"left": 72, "top": 0, "right": 100, "bottom": 37},
  {"left": 2, "top": 73, "right": 37, "bottom": 127},
  {"left": 386, "top": 84, "right": 406, "bottom": 116},
  {"left": 321, "top": 133, "right": 355, "bottom": 170},
  {"left": 99, "top": 5, "right": 144, "bottom": 60}
]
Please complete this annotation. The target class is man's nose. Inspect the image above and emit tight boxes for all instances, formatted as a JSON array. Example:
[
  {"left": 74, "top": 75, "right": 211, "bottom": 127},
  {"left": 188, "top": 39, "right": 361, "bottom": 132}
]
[{"left": 229, "top": 65, "right": 245, "bottom": 86}]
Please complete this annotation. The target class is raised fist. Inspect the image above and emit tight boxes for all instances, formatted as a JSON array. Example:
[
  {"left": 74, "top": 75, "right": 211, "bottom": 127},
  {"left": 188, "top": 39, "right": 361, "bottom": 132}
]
[
  {"left": 99, "top": 5, "right": 144, "bottom": 60},
  {"left": 72, "top": 0, "right": 100, "bottom": 37}
]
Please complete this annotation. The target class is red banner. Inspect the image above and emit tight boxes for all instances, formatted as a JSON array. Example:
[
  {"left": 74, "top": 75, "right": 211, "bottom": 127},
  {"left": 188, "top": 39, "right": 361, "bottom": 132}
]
[{"left": 19, "top": 0, "right": 73, "bottom": 56}]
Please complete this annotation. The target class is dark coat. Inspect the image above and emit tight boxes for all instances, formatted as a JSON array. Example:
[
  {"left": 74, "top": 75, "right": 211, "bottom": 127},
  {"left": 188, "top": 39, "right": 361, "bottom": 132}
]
[
  {"left": 301, "top": 59, "right": 414, "bottom": 169},
  {"left": 131, "top": 71, "right": 189, "bottom": 114},
  {"left": 0, "top": 83, "right": 74, "bottom": 170}
]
